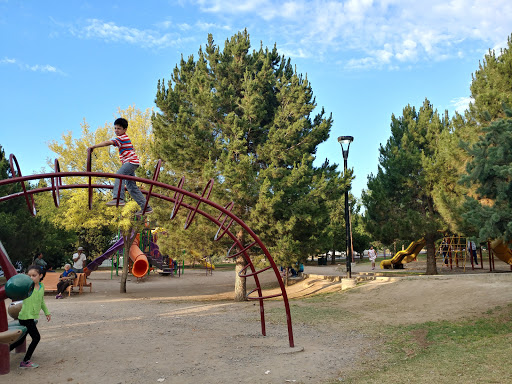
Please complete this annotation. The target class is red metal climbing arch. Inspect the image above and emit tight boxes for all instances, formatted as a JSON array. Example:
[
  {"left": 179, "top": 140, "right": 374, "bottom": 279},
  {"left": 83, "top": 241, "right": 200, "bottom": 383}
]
[{"left": 0, "top": 152, "right": 295, "bottom": 347}]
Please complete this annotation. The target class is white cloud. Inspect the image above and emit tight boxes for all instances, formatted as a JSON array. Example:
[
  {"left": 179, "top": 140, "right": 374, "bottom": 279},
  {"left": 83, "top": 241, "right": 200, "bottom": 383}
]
[
  {"left": 192, "top": 0, "right": 512, "bottom": 69},
  {"left": 70, "top": 19, "right": 228, "bottom": 48},
  {"left": 27, "top": 64, "right": 57, "bottom": 73},
  {"left": 451, "top": 96, "right": 473, "bottom": 114},
  {"left": 195, "top": 21, "right": 231, "bottom": 31},
  {"left": 1, "top": 57, "right": 16, "bottom": 64},
  {"left": 1, "top": 57, "right": 64, "bottom": 74},
  {"left": 155, "top": 20, "right": 173, "bottom": 29},
  {"left": 178, "top": 23, "right": 192, "bottom": 31},
  {"left": 70, "top": 19, "right": 181, "bottom": 48}
]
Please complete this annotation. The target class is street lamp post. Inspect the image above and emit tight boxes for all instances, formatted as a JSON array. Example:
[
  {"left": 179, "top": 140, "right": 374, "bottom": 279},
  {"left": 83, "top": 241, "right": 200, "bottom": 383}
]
[{"left": 338, "top": 136, "right": 354, "bottom": 278}]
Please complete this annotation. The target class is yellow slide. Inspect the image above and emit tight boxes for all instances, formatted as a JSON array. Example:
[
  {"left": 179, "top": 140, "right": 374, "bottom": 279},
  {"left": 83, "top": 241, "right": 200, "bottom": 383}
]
[
  {"left": 490, "top": 239, "right": 512, "bottom": 265},
  {"left": 380, "top": 238, "right": 426, "bottom": 269},
  {"left": 200, "top": 259, "right": 215, "bottom": 269}
]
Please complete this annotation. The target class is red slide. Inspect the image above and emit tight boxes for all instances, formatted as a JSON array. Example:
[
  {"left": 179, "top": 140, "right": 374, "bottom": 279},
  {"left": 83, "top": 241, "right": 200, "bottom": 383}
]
[{"left": 129, "top": 235, "right": 149, "bottom": 278}]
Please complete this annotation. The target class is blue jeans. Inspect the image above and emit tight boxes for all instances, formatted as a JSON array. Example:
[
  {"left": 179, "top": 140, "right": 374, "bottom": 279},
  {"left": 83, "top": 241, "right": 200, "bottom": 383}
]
[{"left": 113, "top": 163, "right": 149, "bottom": 209}]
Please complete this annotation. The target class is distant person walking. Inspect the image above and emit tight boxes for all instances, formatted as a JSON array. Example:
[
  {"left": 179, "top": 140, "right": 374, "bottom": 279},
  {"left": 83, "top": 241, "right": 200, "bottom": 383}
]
[
  {"left": 441, "top": 237, "right": 449, "bottom": 265},
  {"left": 368, "top": 246, "right": 377, "bottom": 270},
  {"left": 468, "top": 241, "right": 478, "bottom": 265},
  {"left": 33, "top": 253, "right": 48, "bottom": 277}
]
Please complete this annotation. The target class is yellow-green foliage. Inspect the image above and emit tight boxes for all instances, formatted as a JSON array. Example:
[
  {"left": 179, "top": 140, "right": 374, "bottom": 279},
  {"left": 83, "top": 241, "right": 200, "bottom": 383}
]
[{"left": 43, "top": 106, "right": 156, "bottom": 233}]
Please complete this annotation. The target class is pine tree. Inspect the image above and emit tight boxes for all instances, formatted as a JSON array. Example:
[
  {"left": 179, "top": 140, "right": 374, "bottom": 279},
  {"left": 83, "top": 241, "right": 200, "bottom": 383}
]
[
  {"left": 152, "top": 31, "right": 339, "bottom": 297},
  {"left": 461, "top": 107, "right": 512, "bottom": 241},
  {"left": 433, "top": 35, "right": 512, "bottom": 235},
  {"left": 363, "top": 99, "right": 449, "bottom": 274}
]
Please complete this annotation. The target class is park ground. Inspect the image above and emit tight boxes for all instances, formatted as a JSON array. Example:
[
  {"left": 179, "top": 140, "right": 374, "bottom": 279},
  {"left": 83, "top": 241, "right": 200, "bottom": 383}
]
[{"left": 4, "top": 258, "right": 512, "bottom": 384}]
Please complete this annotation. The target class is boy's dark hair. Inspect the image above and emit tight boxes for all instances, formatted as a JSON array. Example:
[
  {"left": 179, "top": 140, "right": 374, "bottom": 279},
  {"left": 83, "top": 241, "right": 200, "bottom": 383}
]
[
  {"left": 114, "top": 117, "right": 128, "bottom": 129},
  {"left": 27, "top": 264, "right": 44, "bottom": 281}
]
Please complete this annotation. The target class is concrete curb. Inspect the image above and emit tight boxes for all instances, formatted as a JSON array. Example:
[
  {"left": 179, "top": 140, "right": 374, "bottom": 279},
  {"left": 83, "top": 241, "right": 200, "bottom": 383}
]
[{"left": 303, "top": 271, "right": 512, "bottom": 284}]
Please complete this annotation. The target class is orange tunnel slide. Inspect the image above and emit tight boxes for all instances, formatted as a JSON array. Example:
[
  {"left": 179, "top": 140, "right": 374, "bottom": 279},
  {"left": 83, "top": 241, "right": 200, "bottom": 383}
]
[{"left": 129, "top": 235, "right": 149, "bottom": 278}]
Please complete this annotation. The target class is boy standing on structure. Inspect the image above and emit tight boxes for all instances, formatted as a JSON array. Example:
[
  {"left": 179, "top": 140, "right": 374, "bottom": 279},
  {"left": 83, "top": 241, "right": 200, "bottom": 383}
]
[{"left": 88, "top": 117, "right": 152, "bottom": 216}]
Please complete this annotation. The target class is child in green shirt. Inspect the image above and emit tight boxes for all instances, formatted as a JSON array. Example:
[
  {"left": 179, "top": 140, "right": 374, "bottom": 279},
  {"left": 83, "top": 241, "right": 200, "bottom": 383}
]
[{"left": 9, "top": 265, "right": 51, "bottom": 368}]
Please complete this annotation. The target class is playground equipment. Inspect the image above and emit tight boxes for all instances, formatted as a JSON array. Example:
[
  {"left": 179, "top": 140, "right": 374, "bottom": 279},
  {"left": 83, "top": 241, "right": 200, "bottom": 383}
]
[
  {"left": 490, "top": 239, "right": 512, "bottom": 265},
  {"left": 129, "top": 235, "right": 149, "bottom": 278},
  {"left": 436, "top": 234, "right": 471, "bottom": 270},
  {"left": 0, "top": 242, "right": 35, "bottom": 374},
  {"left": 84, "top": 235, "right": 149, "bottom": 278},
  {"left": 435, "top": 235, "right": 512, "bottom": 272},
  {"left": 201, "top": 256, "right": 215, "bottom": 276},
  {"left": 380, "top": 238, "right": 426, "bottom": 269},
  {"left": 488, "top": 239, "right": 512, "bottom": 272},
  {"left": 140, "top": 227, "right": 178, "bottom": 276},
  {"left": 0, "top": 152, "right": 295, "bottom": 349}
]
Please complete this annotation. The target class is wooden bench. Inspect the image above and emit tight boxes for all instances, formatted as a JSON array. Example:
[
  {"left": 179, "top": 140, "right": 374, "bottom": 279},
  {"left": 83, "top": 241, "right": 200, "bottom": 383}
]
[
  {"left": 42, "top": 272, "right": 80, "bottom": 296},
  {"left": 78, "top": 273, "right": 92, "bottom": 294}
]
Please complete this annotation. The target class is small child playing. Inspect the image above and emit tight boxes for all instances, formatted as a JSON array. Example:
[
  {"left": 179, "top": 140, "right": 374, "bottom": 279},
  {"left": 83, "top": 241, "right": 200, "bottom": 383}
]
[
  {"left": 10, "top": 265, "right": 51, "bottom": 368},
  {"left": 88, "top": 117, "right": 152, "bottom": 216}
]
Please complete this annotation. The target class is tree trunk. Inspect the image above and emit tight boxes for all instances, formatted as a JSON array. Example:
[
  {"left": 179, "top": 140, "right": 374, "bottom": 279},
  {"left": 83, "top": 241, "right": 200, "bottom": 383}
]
[
  {"left": 425, "top": 235, "right": 438, "bottom": 275},
  {"left": 234, "top": 229, "right": 247, "bottom": 302},
  {"left": 120, "top": 233, "right": 131, "bottom": 293},
  {"left": 330, "top": 250, "right": 335, "bottom": 265}
]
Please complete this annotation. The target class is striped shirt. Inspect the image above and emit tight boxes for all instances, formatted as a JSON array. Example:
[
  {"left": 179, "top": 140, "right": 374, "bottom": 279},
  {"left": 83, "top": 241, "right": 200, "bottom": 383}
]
[{"left": 112, "top": 134, "right": 140, "bottom": 165}]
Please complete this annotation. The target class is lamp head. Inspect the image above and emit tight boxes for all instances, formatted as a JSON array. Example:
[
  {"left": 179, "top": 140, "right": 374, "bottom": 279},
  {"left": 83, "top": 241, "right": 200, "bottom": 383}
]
[{"left": 337, "top": 136, "right": 354, "bottom": 159}]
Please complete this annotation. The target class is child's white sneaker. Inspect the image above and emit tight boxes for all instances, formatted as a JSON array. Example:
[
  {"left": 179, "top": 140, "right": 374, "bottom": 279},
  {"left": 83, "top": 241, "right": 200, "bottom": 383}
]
[{"left": 20, "top": 360, "right": 39, "bottom": 368}]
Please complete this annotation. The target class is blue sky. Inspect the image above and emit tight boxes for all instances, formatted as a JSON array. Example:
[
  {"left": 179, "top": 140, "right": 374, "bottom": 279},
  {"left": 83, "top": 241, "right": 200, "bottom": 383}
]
[{"left": 1, "top": 0, "right": 510, "bottom": 199}]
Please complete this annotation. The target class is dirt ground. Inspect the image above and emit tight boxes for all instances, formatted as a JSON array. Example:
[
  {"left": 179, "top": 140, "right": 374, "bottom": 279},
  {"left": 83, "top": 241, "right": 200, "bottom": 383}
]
[{"left": 4, "top": 261, "right": 512, "bottom": 384}]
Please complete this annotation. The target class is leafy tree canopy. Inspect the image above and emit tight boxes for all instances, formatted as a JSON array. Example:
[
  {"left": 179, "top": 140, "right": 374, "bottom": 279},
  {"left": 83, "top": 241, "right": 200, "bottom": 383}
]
[
  {"left": 44, "top": 106, "right": 154, "bottom": 257},
  {"left": 0, "top": 145, "right": 76, "bottom": 268}
]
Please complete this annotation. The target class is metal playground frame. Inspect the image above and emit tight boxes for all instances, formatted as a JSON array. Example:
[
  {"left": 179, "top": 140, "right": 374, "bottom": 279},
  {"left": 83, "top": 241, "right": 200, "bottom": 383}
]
[{"left": 0, "top": 150, "right": 294, "bottom": 348}]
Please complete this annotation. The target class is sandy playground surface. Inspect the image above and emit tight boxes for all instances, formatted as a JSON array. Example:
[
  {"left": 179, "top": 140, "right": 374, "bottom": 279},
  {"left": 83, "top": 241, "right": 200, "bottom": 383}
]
[{"left": 4, "top": 260, "right": 512, "bottom": 384}]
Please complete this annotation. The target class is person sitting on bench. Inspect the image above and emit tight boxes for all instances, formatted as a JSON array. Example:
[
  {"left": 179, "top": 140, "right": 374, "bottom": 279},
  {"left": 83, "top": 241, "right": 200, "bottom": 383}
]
[{"left": 56, "top": 264, "right": 77, "bottom": 299}]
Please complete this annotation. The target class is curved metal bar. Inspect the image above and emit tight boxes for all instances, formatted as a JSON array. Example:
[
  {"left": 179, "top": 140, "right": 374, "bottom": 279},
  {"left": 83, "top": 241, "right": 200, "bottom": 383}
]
[
  {"left": 226, "top": 241, "right": 257, "bottom": 259},
  {"left": 238, "top": 264, "right": 272, "bottom": 278},
  {"left": 214, "top": 201, "right": 235, "bottom": 241},
  {"left": 246, "top": 288, "right": 283, "bottom": 300},
  {"left": 170, "top": 176, "right": 185, "bottom": 220},
  {"left": 184, "top": 178, "right": 214, "bottom": 230},
  {"left": 8, "top": 154, "right": 36, "bottom": 216},
  {"left": 0, "top": 164, "right": 295, "bottom": 347},
  {"left": 142, "top": 159, "right": 162, "bottom": 213},
  {"left": 51, "top": 159, "right": 62, "bottom": 207},
  {"left": 86, "top": 148, "right": 93, "bottom": 209}
]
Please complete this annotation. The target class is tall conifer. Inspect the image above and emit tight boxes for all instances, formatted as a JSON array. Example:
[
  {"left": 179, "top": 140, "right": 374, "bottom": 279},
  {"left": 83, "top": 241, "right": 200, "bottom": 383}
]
[{"left": 153, "top": 31, "right": 341, "bottom": 296}]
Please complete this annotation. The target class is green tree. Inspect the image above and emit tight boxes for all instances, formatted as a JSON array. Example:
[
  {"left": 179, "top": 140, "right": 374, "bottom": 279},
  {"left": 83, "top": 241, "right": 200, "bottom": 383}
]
[
  {"left": 363, "top": 99, "right": 450, "bottom": 274},
  {"left": 0, "top": 146, "right": 75, "bottom": 268},
  {"left": 469, "top": 35, "right": 512, "bottom": 123},
  {"left": 433, "top": 35, "right": 512, "bottom": 235},
  {"left": 461, "top": 107, "right": 512, "bottom": 242},
  {"left": 351, "top": 210, "right": 371, "bottom": 256},
  {"left": 44, "top": 106, "right": 155, "bottom": 256},
  {"left": 153, "top": 31, "right": 336, "bottom": 298}
]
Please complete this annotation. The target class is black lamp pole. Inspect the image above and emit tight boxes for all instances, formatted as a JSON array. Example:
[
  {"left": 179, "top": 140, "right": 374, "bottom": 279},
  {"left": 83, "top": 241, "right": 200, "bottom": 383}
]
[{"left": 338, "top": 136, "right": 354, "bottom": 278}]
